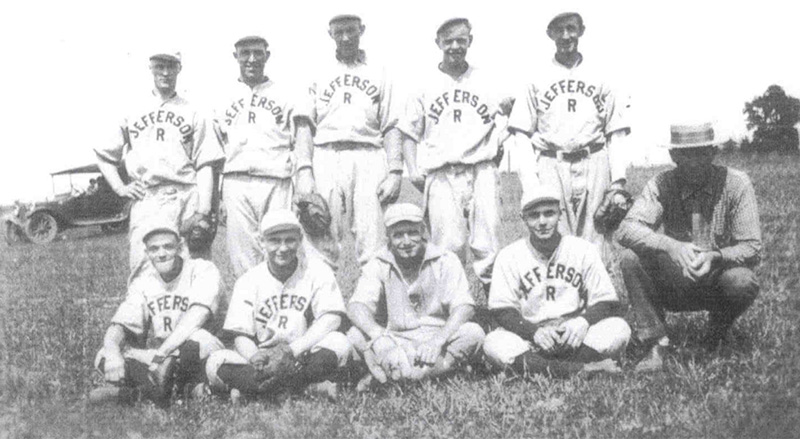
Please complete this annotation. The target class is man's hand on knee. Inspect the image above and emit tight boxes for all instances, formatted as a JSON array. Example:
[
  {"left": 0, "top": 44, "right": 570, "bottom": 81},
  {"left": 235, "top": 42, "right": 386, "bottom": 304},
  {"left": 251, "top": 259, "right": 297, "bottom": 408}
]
[
  {"left": 103, "top": 351, "right": 126, "bottom": 384},
  {"left": 415, "top": 336, "right": 446, "bottom": 367},
  {"left": 557, "top": 317, "right": 589, "bottom": 349},
  {"left": 533, "top": 327, "right": 561, "bottom": 353}
]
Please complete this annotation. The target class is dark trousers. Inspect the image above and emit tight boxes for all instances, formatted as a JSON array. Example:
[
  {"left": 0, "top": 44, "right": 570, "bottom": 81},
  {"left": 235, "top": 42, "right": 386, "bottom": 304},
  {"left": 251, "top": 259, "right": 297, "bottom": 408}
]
[{"left": 619, "top": 248, "right": 759, "bottom": 343}]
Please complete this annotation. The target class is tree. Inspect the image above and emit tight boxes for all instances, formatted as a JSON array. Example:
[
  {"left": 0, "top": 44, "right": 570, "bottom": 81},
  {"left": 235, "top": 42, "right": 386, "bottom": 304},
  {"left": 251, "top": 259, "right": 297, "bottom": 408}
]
[{"left": 744, "top": 85, "right": 800, "bottom": 154}]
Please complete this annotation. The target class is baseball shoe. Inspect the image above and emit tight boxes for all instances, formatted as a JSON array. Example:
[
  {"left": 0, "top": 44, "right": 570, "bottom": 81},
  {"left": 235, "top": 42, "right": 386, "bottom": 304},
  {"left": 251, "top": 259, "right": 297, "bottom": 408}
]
[
  {"left": 306, "top": 380, "right": 338, "bottom": 401},
  {"left": 582, "top": 359, "right": 623, "bottom": 376},
  {"left": 355, "top": 374, "right": 375, "bottom": 393},
  {"left": 230, "top": 388, "right": 244, "bottom": 405},
  {"left": 88, "top": 385, "right": 139, "bottom": 406},
  {"left": 634, "top": 343, "right": 668, "bottom": 373},
  {"left": 183, "top": 382, "right": 211, "bottom": 403}
]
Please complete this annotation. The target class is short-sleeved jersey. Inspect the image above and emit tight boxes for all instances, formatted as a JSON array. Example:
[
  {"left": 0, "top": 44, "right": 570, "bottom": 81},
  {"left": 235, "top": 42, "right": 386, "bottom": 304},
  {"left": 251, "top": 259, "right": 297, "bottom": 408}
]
[
  {"left": 488, "top": 235, "right": 617, "bottom": 325},
  {"left": 215, "top": 79, "right": 310, "bottom": 178},
  {"left": 398, "top": 65, "right": 512, "bottom": 173},
  {"left": 350, "top": 244, "right": 475, "bottom": 331},
  {"left": 306, "top": 53, "right": 399, "bottom": 147},
  {"left": 95, "top": 92, "right": 224, "bottom": 187},
  {"left": 111, "top": 258, "right": 222, "bottom": 340},
  {"left": 223, "top": 255, "right": 346, "bottom": 345},
  {"left": 507, "top": 58, "right": 628, "bottom": 152}
]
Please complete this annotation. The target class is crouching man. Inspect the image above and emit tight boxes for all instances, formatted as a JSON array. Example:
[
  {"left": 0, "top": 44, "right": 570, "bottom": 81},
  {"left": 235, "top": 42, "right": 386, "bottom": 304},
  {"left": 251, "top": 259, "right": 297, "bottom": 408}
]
[
  {"left": 90, "top": 222, "right": 224, "bottom": 407},
  {"left": 483, "top": 186, "right": 630, "bottom": 377},
  {"left": 205, "top": 210, "right": 350, "bottom": 401},
  {"left": 347, "top": 203, "right": 485, "bottom": 387}
]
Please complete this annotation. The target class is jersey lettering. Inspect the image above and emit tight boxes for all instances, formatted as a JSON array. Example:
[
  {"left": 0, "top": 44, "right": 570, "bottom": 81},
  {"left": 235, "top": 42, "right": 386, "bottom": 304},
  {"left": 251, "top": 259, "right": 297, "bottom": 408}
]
[
  {"left": 256, "top": 294, "right": 309, "bottom": 320},
  {"left": 249, "top": 111, "right": 256, "bottom": 123},
  {"left": 568, "top": 99, "right": 576, "bottom": 112},
  {"left": 278, "top": 315, "right": 288, "bottom": 329},
  {"left": 343, "top": 92, "right": 351, "bottom": 104},
  {"left": 545, "top": 286, "right": 556, "bottom": 301},
  {"left": 426, "top": 89, "right": 493, "bottom": 125},
  {"left": 539, "top": 80, "right": 605, "bottom": 113},
  {"left": 453, "top": 109, "right": 462, "bottom": 122},
  {"left": 318, "top": 74, "right": 380, "bottom": 105},
  {"left": 156, "top": 128, "right": 165, "bottom": 141},
  {"left": 146, "top": 294, "right": 190, "bottom": 315},
  {"left": 128, "top": 111, "right": 191, "bottom": 139},
  {"left": 517, "top": 262, "right": 586, "bottom": 299},
  {"left": 163, "top": 316, "right": 173, "bottom": 332}
]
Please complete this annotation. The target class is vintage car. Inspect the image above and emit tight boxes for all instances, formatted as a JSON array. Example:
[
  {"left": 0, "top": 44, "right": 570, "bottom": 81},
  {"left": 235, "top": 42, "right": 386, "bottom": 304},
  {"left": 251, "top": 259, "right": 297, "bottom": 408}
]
[{"left": 3, "top": 164, "right": 131, "bottom": 245}]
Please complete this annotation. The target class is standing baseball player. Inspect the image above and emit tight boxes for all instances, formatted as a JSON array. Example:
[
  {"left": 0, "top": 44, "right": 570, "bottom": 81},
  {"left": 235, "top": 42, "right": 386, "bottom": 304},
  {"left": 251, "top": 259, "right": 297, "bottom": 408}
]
[
  {"left": 89, "top": 221, "right": 224, "bottom": 407},
  {"left": 294, "top": 14, "right": 404, "bottom": 267},
  {"left": 507, "top": 12, "right": 630, "bottom": 249},
  {"left": 205, "top": 210, "right": 350, "bottom": 401},
  {"left": 483, "top": 186, "right": 630, "bottom": 377},
  {"left": 95, "top": 50, "right": 224, "bottom": 279},
  {"left": 398, "top": 18, "right": 512, "bottom": 292},
  {"left": 214, "top": 35, "right": 315, "bottom": 278},
  {"left": 347, "top": 203, "right": 485, "bottom": 387}
]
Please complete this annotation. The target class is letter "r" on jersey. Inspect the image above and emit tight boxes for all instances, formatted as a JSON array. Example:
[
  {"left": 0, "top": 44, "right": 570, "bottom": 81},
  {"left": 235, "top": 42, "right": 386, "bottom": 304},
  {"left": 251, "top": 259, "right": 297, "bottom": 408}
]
[
  {"left": 343, "top": 92, "right": 352, "bottom": 104},
  {"left": 545, "top": 286, "right": 556, "bottom": 301},
  {"left": 568, "top": 99, "right": 577, "bottom": 112},
  {"left": 156, "top": 128, "right": 165, "bottom": 141}
]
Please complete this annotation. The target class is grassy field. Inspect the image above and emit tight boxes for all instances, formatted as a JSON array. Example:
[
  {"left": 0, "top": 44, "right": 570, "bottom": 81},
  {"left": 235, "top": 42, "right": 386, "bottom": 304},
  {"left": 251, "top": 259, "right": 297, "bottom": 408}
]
[{"left": 2, "top": 153, "right": 798, "bottom": 438}]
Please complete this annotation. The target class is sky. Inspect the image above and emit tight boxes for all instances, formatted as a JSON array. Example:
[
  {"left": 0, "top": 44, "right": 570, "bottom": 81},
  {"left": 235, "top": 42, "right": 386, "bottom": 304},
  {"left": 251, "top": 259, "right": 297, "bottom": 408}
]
[{"left": 0, "top": 0, "right": 798, "bottom": 203}]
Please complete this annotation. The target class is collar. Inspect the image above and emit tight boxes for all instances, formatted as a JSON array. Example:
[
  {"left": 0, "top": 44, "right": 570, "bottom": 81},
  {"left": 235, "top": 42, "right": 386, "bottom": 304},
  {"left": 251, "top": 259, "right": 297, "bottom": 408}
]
[
  {"left": 552, "top": 53, "right": 583, "bottom": 70},
  {"left": 336, "top": 50, "right": 367, "bottom": 66},
  {"left": 151, "top": 89, "right": 178, "bottom": 103},
  {"left": 438, "top": 62, "right": 472, "bottom": 80},
  {"left": 238, "top": 76, "right": 271, "bottom": 89}
]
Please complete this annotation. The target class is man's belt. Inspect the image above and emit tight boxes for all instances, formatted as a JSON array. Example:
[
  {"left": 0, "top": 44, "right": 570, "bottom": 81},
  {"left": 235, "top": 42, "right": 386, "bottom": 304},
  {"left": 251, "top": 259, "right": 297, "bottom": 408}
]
[{"left": 537, "top": 143, "right": 604, "bottom": 162}]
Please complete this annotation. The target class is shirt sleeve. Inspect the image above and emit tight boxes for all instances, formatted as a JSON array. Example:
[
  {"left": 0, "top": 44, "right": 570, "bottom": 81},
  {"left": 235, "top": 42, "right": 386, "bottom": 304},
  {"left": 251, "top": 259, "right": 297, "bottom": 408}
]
[
  {"left": 110, "top": 288, "right": 148, "bottom": 336},
  {"left": 378, "top": 68, "right": 400, "bottom": 135},
  {"left": 222, "top": 275, "right": 257, "bottom": 338},
  {"left": 720, "top": 173, "right": 762, "bottom": 265},
  {"left": 439, "top": 253, "right": 475, "bottom": 311},
  {"left": 309, "top": 264, "right": 347, "bottom": 318},
  {"left": 187, "top": 261, "right": 222, "bottom": 316},
  {"left": 95, "top": 121, "right": 129, "bottom": 165},
  {"left": 190, "top": 110, "right": 225, "bottom": 169},
  {"left": 506, "top": 84, "right": 537, "bottom": 136},
  {"left": 350, "top": 259, "right": 385, "bottom": 315},
  {"left": 487, "top": 248, "right": 522, "bottom": 311},
  {"left": 602, "top": 85, "right": 630, "bottom": 136},
  {"left": 616, "top": 176, "right": 677, "bottom": 254},
  {"left": 395, "top": 92, "right": 425, "bottom": 143}
]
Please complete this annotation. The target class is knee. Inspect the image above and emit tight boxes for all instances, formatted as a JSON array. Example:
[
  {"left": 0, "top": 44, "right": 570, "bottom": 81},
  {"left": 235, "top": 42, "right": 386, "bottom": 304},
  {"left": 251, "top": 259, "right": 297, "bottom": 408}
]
[
  {"left": 186, "top": 329, "right": 225, "bottom": 360},
  {"left": 583, "top": 317, "right": 631, "bottom": 358},
  {"left": 316, "top": 331, "right": 352, "bottom": 367},
  {"left": 205, "top": 350, "right": 244, "bottom": 392},
  {"left": 456, "top": 322, "right": 486, "bottom": 347},
  {"left": 483, "top": 330, "right": 528, "bottom": 368},
  {"left": 718, "top": 268, "right": 759, "bottom": 302},
  {"left": 346, "top": 326, "right": 369, "bottom": 352}
]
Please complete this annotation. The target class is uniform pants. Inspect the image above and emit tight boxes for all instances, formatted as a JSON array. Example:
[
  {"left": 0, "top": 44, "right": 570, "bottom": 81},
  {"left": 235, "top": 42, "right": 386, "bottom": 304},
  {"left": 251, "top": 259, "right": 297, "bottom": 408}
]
[
  {"left": 222, "top": 174, "right": 293, "bottom": 278},
  {"left": 619, "top": 249, "right": 760, "bottom": 343},
  {"left": 312, "top": 144, "right": 388, "bottom": 266},
  {"left": 482, "top": 317, "right": 630, "bottom": 367},
  {"left": 424, "top": 161, "right": 501, "bottom": 286},
  {"left": 347, "top": 323, "right": 485, "bottom": 378},
  {"left": 205, "top": 331, "right": 351, "bottom": 391},
  {"left": 128, "top": 183, "right": 199, "bottom": 282}
]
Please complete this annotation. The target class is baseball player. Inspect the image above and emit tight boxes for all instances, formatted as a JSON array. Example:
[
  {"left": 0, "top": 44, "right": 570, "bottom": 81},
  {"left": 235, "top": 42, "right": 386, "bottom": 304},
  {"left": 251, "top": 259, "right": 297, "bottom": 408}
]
[
  {"left": 507, "top": 12, "right": 630, "bottom": 250},
  {"left": 294, "top": 14, "right": 405, "bottom": 267},
  {"left": 398, "top": 18, "right": 513, "bottom": 292},
  {"left": 95, "top": 50, "right": 224, "bottom": 279},
  {"left": 214, "top": 35, "right": 316, "bottom": 278},
  {"left": 89, "top": 222, "right": 224, "bottom": 407},
  {"left": 347, "top": 203, "right": 485, "bottom": 387},
  {"left": 205, "top": 210, "right": 351, "bottom": 401},
  {"left": 483, "top": 186, "right": 630, "bottom": 377}
]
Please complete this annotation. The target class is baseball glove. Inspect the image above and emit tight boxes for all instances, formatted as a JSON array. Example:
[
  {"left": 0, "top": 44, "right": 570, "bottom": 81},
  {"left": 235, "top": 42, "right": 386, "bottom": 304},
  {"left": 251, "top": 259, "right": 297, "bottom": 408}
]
[
  {"left": 293, "top": 192, "right": 332, "bottom": 238},
  {"left": 593, "top": 188, "right": 633, "bottom": 234},
  {"left": 249, "top": 343, "right": 302, "bottom": 393},
  {"left": 180, "top": 212, "right": 216, "bottom": 254}
]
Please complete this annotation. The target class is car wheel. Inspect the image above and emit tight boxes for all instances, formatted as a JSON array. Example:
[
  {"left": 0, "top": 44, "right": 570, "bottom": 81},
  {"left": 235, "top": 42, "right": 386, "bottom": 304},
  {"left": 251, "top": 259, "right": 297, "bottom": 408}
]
[
  {"left": 5, "top": 222, "right": 27, "bottom": 245},
  {"left": 101, "top": 221, "right": 127, "bottom": 234},
  {"left": 26, "top": 212, "right": 59, "bottom": 244}
]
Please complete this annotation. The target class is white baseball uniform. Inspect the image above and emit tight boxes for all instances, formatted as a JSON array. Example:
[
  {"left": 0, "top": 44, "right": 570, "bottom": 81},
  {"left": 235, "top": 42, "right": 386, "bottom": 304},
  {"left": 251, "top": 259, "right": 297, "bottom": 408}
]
[
  {"left": 302, "top": 52, "right": 402, "bottom": 266},
  {"left": 206, "top": 254, "right": 351, "bottom": 388},
  {"left": 95, "top": 91, "right": 224, "bottom": 275},
  {"left": 508, "top": 57, "right": 629, "bottom": 247},
  {"left": 483, "top": 235, "right": 630, "bottom": 366},
  {"left": 95, "top": 258, "right": 224, "bottom": 370},
  {"left": 214, "top": 79, "right": 310, "bottom": 277},
  {"left": 398, "top": 65, "right": 511, "bottom": 286}
]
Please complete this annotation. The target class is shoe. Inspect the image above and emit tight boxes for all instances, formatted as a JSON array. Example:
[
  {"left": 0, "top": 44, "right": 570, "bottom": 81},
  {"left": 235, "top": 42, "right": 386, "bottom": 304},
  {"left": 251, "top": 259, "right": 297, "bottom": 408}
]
[
  {"left": 582, "top": 359, "right": 623, "bottom": 376},
  {"left": 88, "top": 385, "right": 138, "bottom": 406},
  {"left": 306, "top": 380, "right": 338, "bottom": 401},
  {"left": 355, "top": 374, "right": 374, "bottom": 393},
  {"left": 634, "top": 343, "right": 667, "bottom": 373},
  {"left": 184, "top": 382, "right": 210, "bottom": 402},
  {"left": 230, "top": 388, "right": 244, "bottom": 405}
]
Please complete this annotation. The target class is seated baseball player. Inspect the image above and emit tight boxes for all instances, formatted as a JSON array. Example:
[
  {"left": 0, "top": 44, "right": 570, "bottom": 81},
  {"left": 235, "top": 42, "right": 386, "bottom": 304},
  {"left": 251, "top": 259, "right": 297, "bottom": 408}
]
[
  {"left": 89, "top": 221, "right": 224, "bottom": 407},
  {"left": 483, "top": 186, "right": 630, "bottom": 377},
  {"left": 205, "top": 209, "right": 350, "bottom": 401},
  {"left": 617, "top": 122, "right": 761, "bottom": 372},
  {"left": 347, "top": 203, "right": 485, "bottom": 387}
]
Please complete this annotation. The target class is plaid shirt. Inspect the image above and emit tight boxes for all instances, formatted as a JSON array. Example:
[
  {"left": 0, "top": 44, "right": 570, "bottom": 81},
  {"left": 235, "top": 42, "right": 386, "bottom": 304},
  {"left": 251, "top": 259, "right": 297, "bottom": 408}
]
[{"left": 617, "top": 165, "right": 761, "bottom": 267}]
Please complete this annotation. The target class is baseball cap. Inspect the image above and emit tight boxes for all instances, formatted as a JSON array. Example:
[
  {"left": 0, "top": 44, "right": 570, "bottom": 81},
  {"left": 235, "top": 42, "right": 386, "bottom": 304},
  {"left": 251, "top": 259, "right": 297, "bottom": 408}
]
[
  {"left": 384, "top": 203, "right": 424, "bottom": 228},
  {"left": 259, "top": 209, "right": 302, "bottom": 236},
  {"left": 150, "top": 50, "right": 182, "bottom": 64},
  {"left": 329, "top": 14, "right": 361, "bottom": 25},
  {"left": 142, "top": 221, "right": 180, "bottom": 243},
  {"left": 547, "top": 12, "right": 583, "bottom": 34},
  {"left": 520, "top": 186, "right": 561, "bottom": 212},
  {"left": 436, "top": 18, "right": 470, "bottom": 36},
  {"left": 234, "top": 35, "right": 269, "bottom": 49}
]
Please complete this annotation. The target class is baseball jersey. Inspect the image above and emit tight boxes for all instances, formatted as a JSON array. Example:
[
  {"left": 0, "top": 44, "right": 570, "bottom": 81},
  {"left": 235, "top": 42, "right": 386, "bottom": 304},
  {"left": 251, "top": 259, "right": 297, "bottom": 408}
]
[
  {"left": 95, "top": 91, "right": 224, "bottom": 187},
  {"left": 111, "top": 258, "right": 222, "bottom": 340},
  {"left": 306, "top": 52, "right": 399, "bottom": 147},
  {"left": 398, "top": 65, "right": 512, "bottom": 172},
  {"left": 215, "top": 79, "right": 310, "bottom": 178},
  {"left": 223, "top": 255, "right": 346, "bottom": 345},
  {"left": 350, "top": 245, "right": 475, "bottom": 331},
  {"left": 488, "top": 235, "right": 617, "bottom": 325},
  {"left": 507, "top": 57, "right": 628, "bottom": 152}
]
